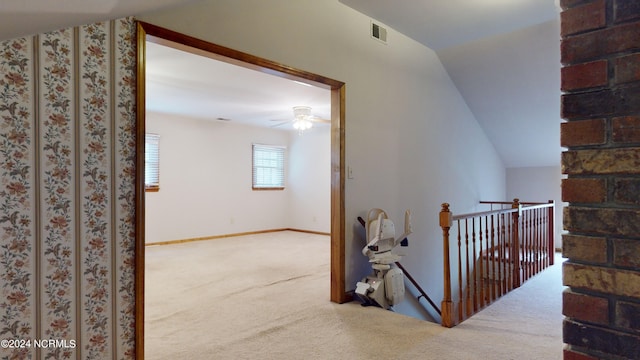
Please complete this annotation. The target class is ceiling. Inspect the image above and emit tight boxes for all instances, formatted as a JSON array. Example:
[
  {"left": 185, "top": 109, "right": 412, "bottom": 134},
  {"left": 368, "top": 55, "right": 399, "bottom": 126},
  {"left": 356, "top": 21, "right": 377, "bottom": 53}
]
[
  {"left": 0, "top": 0, "right": 563, "bottom": 167},
  {"left": 339, "top": 0, "right": 560, "bottom": 51},
  {"left": 145, "top": 41, "right": 331, "bottom": 129},
  {"left": 0, "top": 0, "right": 200, "bottom": 42},
  {"left": 338, "top": 0, "right": 563, "bottom": 168}
]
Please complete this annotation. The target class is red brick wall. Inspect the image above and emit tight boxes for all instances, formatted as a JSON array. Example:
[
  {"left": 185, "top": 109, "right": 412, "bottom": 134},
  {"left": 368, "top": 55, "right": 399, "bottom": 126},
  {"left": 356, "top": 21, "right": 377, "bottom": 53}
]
[{"left": 561, "top": 0, "right": 640, "bottom": 359}]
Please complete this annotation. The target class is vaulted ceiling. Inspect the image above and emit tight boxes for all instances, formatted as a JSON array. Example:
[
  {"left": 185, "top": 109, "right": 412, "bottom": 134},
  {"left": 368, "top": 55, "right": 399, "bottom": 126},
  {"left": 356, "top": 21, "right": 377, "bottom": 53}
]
[
  {"left": 338, "top": 0, "right": 562, "bottom": 168},
  {"left": 0, "top": 0, "right": 562, "bottom": 168}
]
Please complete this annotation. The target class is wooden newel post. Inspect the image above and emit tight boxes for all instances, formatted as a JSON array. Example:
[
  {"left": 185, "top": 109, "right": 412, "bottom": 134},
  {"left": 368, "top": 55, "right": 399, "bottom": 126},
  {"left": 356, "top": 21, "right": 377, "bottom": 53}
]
[
  {"left": 548, "top": 200, "right": 555, "bottom": 265},
  {"left": 440, "top": 203, "right": 454, "bottom": 328},
  {"left": 511, "top": 198, "right": 521, "bottom": 288}
]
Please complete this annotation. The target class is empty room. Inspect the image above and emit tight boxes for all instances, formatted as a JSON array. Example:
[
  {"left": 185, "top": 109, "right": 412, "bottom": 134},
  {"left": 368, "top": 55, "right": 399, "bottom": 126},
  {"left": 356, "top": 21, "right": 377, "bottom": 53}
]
[{"left": 142, "top": 40, "right": 333, "bottom": 358}]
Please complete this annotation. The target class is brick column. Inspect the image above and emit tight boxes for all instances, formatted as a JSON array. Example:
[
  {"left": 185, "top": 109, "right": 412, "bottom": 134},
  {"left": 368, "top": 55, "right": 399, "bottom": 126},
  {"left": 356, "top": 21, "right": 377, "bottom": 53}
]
[{"left": 560, "top": 0, "right": 640, "bottom": 359}]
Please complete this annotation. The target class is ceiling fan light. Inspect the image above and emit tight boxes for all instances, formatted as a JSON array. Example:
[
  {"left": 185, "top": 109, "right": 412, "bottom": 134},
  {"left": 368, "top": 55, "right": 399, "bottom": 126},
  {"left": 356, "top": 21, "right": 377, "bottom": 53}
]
[
  {"left": 293, "top": 106, "right": 312, "bottom": 119},
  {"left": 292, "top": 106, "right": 313, "bottom": 134}
]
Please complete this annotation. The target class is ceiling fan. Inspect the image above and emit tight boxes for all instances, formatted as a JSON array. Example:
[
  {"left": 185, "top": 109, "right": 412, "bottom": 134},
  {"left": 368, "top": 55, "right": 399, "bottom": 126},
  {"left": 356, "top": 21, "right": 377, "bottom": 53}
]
[{"left": 270, "top": 106, "right": 330, "bottom": 134}]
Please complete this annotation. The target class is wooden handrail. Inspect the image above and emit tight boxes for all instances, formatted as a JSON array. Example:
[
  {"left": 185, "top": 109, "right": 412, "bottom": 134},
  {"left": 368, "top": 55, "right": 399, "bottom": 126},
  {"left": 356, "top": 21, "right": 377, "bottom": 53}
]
[
  {"left": 480, "top": 198, "right": 548, "bottom": 211},
  {"left": 394, "top": 262, "right": 441, "bottom": 316},
  {"left": 453, "top": 207, "right": 518, "bottom": 221},
  {"left": 440, "top": 200, "right": 555, "bottom": 327},
  {"left": 480, "top": 200, "right": 547, "bottom": 205}
]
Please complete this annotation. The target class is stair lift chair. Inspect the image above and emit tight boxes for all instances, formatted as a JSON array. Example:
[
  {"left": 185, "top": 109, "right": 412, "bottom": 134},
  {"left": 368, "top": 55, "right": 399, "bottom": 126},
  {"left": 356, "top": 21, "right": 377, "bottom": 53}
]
[{"left": 355, "top": 208, "right": 412, "bottom": 309}]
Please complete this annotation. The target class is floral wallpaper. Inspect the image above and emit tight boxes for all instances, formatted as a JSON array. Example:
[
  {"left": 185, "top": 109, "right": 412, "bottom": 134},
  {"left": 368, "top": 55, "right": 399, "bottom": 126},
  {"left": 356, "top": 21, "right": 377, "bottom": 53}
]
[
  {"left": 0, "top": 18, "right": 136, "bottom": 360},
  {"left": 0, "top": 35, "right": 36, "bottom": 360},
  {"left": 40, "top": 28, "right": 76, "bottom": 360}
]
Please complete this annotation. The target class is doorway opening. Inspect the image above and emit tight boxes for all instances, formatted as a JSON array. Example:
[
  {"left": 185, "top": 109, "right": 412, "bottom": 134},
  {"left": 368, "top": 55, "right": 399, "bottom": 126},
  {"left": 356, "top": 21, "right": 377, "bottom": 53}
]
[{"left": 135, "top": 22, "right": 346, "bottom": 358}]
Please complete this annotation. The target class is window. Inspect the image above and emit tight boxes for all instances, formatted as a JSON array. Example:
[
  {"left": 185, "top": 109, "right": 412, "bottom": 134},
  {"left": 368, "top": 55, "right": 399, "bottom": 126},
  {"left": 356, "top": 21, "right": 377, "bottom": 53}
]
[
  {"left": 145, "top": 133, "right": 160, "bottom": 192},
  {"left": 252, "top": 144, "right": 285, "bottom": 190}
]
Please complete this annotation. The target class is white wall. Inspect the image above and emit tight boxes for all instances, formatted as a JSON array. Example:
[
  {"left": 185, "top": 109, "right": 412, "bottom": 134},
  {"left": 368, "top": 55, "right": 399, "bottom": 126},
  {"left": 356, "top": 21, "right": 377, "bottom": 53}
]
[
  {"left": 145, "top": 112, "right": 331, "bottom": 244},
  {"left": 140, "top": 0, "right": 506, "bottom": 321},
  {"left": 437, "top": 20, "right": 561, "bottom": 168},
  {"left": 506, "top": 166, "right": 565, "bottom": 248},
  {"left": 288, "top": 127, "right": 332, "bottom": 233}
]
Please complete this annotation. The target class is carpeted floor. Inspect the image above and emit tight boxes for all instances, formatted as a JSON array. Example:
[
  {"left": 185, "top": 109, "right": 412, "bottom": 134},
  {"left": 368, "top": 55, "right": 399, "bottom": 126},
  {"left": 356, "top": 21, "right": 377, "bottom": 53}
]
[{"left": 145, "top": 231, "right": 564, "bottom": 359}]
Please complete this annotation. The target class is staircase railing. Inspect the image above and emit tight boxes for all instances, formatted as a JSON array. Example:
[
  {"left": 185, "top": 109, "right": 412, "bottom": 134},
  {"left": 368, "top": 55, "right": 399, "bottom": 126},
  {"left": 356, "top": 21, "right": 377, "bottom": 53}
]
[{"left": 440, "top": 199, "right": 554, "bottom": 328}]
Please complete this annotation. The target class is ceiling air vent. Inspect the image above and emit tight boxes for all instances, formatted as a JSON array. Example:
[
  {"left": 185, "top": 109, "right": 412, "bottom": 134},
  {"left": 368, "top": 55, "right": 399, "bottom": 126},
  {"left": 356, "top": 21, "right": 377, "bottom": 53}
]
[{"left": 371, "top": 21, "right": 387, "bottom": 44}]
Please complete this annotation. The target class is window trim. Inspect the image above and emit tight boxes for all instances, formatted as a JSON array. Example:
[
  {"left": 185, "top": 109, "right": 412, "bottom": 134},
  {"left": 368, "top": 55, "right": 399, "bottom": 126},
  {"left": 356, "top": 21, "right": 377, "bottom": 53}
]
[
  {"left": 145, "top": 133, "right": 160, "bottom": 192},
  {"left": 252, "top": 143, "right": 286, "bottom": 190}
]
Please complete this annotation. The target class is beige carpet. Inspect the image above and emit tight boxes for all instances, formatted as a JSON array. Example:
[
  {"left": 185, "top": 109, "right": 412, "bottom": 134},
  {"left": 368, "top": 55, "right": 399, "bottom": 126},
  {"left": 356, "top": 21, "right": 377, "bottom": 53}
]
[{"left": 145, "top": 231, "right": 564, "bottom": 359}]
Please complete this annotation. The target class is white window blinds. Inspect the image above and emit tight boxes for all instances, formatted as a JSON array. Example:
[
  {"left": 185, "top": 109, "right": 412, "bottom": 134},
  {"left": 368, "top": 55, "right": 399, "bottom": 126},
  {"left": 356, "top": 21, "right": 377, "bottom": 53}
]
[
  {"left": 145, "top": 133, "right": 160, "bottom": 190},
  {"left": 252, "top": 144, "right": 285, "bottom": 189}
]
